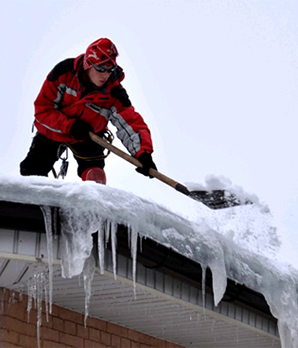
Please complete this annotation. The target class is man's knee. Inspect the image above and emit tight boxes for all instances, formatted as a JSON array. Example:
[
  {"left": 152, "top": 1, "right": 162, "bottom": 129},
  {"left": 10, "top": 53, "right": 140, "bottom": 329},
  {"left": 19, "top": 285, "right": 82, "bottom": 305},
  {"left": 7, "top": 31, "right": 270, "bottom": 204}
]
[
  {"left": 81, "top": 167, "right": 106, "bottom": 185},
  {"left": 20, "top": 159, "right": 48, "bottom": 176}
]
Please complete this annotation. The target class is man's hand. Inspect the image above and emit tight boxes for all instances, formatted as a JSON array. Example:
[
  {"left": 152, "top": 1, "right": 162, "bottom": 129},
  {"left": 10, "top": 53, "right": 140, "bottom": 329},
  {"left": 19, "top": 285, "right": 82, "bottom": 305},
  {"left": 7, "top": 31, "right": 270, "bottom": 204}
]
[
  {"left": 136, "top": 152, "right": 157, "bottom": 178},
  {"left": 70, "top": 119, "right": 94, "bottom": 140}
]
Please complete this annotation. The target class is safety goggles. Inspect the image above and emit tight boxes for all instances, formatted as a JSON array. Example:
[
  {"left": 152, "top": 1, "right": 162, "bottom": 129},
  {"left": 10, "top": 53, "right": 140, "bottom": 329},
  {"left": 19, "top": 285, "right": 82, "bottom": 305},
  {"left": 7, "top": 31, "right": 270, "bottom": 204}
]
[{"left": 88, "top": 59, "right": 117, "bottom": 73}]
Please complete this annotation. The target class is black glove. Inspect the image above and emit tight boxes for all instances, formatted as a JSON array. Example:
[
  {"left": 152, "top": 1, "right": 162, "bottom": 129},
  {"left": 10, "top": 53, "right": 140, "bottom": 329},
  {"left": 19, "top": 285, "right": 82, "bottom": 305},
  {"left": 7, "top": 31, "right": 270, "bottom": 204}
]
[
  {"left": 70, "top": 119, "right": 94, "bottom": 140},
  {"left": 136, "top": 152, "right": 157, "bottom": 178}
]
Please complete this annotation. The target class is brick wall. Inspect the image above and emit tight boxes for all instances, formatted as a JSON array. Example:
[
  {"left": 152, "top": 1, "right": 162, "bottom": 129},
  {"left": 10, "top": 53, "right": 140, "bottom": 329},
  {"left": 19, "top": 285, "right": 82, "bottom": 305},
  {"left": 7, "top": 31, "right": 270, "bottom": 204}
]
[{"left": 0, "top": 288, "right": 185, "bottom": 348}]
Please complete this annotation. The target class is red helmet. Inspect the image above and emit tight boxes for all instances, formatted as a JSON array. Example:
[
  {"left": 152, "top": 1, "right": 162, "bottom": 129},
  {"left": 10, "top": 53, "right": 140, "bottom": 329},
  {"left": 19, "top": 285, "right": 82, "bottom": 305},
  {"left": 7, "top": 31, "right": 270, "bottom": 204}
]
[{"left": 83, "top": 38, "right": 118, "bottom": 70}]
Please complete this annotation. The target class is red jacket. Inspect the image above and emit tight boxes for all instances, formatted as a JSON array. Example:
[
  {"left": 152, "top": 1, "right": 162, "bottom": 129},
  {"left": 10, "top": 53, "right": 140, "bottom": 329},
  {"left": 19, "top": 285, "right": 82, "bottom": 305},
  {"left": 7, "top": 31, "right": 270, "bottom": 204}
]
[{"left": 34, "top": 55, "right": 153, "bottom": 158}]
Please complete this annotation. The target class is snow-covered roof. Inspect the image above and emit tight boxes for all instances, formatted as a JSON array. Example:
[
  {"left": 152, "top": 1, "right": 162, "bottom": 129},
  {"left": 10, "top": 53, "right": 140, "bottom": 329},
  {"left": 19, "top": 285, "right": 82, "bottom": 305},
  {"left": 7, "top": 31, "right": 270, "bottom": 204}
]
[{"left": 0, "top": 175, "right": 297, "bottom": 348}]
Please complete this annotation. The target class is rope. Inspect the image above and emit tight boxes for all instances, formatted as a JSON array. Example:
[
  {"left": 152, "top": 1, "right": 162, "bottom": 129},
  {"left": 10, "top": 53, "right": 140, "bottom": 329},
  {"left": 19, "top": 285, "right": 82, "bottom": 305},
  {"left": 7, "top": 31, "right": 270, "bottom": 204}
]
[{"left": 51, "top": 130, "right": 114, "bottom": 180}]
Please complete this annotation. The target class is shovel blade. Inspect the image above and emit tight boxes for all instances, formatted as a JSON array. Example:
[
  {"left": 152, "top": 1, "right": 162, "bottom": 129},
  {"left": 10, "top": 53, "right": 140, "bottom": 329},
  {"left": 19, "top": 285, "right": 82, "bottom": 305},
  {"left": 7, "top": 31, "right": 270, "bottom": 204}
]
[{"left": 189, "top": 190, "right": 250, "bottom": 210}]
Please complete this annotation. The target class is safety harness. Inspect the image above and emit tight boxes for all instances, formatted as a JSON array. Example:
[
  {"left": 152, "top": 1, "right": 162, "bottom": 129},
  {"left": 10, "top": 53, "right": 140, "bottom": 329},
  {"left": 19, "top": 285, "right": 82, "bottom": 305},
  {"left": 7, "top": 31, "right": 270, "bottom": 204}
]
[{"left": 51, "top": 130, "right": 114, "bottom": 179}]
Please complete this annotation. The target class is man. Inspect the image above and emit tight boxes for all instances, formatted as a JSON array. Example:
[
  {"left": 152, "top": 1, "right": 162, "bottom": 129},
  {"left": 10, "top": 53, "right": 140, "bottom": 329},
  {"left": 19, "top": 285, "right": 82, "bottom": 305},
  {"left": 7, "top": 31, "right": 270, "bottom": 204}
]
[{"left": 20, "top": 38, "right": 156, "bottom": 184}]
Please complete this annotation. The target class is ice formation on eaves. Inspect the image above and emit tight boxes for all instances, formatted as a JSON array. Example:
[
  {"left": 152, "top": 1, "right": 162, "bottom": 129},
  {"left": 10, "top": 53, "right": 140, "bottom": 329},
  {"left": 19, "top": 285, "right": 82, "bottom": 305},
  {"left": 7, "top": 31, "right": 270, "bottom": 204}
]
[{"left": 0, "top": 174, "right": 298, "bottom": 348}]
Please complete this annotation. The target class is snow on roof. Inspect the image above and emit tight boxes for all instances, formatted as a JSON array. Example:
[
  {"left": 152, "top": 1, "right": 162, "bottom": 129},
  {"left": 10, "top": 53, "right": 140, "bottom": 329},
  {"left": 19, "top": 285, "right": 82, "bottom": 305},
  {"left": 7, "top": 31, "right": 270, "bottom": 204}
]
[{"left": 0, "top": 174, "right": 297, "bottom": 348}]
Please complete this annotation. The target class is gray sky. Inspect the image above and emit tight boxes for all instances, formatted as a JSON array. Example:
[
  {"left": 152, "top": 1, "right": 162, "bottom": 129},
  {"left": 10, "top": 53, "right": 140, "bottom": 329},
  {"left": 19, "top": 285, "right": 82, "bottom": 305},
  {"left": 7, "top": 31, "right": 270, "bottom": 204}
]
[{"left": 1, "top": 0, "right": 298, "bottom": 267}]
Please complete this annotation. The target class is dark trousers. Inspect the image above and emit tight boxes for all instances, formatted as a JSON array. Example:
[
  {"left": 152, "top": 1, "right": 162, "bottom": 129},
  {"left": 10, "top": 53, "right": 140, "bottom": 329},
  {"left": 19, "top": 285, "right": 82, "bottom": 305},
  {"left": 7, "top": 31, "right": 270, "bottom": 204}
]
[{"left": 20, "top": 133, "right": 105, "bottom": 178}]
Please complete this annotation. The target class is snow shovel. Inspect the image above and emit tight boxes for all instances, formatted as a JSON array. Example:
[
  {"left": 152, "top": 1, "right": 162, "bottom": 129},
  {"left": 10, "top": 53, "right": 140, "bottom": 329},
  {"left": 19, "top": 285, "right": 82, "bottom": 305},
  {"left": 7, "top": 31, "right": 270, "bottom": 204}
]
[{"left": 89, "top": 132, "right": 248, "bottom": 210}]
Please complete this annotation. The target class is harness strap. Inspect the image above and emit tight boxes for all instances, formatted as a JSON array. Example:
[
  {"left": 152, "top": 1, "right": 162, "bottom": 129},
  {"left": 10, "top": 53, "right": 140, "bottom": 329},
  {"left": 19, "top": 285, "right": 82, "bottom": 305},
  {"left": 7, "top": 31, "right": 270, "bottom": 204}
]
[{"left": 51, "top": 130, "right": 114, "bottom": 179}]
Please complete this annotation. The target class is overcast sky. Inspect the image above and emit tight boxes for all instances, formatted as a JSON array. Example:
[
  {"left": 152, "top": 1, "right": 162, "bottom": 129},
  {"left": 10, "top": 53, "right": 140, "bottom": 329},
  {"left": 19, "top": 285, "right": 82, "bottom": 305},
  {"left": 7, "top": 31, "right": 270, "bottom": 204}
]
[{"left": 1, "top": 0, "right": 298, "bottom": 267}]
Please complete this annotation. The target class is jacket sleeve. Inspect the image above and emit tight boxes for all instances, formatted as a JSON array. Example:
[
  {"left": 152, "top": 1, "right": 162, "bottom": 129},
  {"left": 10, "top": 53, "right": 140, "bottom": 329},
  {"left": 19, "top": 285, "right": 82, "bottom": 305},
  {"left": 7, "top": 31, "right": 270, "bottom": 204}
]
[
  {"left": 110, "top": 84, "right": 153, "bottom": 158},
  {"left": 34, "top": 60, "right": 77, "bottom": 138}
]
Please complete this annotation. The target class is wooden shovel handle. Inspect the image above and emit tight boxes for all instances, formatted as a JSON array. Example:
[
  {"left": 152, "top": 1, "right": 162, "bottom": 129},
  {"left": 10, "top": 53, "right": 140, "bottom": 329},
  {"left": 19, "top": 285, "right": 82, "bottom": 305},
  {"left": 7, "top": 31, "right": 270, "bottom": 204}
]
[{"left": 89, "top": 132, "right": 190, "bottom": 196}]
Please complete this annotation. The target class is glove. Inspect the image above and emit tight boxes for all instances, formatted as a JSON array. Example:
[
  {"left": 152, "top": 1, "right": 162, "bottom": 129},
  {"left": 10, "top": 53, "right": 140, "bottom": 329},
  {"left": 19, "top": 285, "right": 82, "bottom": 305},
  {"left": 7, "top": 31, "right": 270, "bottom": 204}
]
[
  {"left": 70, "top": 119, "right": 94, "bottom": 140},
  {"left": 136, "top": 152, "right": 157, "bottom": 178}
]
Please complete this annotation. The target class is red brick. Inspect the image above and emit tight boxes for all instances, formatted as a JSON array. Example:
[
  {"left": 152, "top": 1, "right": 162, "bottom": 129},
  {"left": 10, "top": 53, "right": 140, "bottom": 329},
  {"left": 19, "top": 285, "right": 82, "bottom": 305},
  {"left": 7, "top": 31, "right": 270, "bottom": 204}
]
[
  {"left": 50, "top": 304, "right": 60, "bottom": 317},
  {"left": 0, "top": 329, "right": 19, "bottom": 345},
  {"left": 40, "top": 327, "right": 60, "bottom": 342},
  {"left": 128, "top": 330, "right": 141, "bottom": 342},
  {"left": 3, "top": 317, "right": 36, "bottom": 337},
  {"left": 57, "top": 307, "right": 84, "bottom": 325},
  {"left": 152, "top": 340, "right": 166, "bottom": 348},
  {"left": 120, "top": 337, "right": 131, "bottom": 348},
  {"left": 89, "top": 327, "right": 100, "bottom": 341},
  {"left": 64, "top": 320, "right": 76, "bottom": 335},
  {"left": 0, "top": 342, "right": 22, "bottom": 348},
  {"left": 107, "top": 322, "right": 128, "bottom": 338},
  {"left": 18, "top": 333, "right": 38, "bottom": 347},
  {"left": 131, "top": 341, "right": 141, "bottom": 348},
  {"left": 84, "top": 339, "right": 105, "bottom": 348},
  {"left": 0, "top": 314, "right": 4, "bottom": 327},
  {"left": 41, "top": 311, "right": 53, "bottom": 328},
  {"left": 4, "top": 302, "right": 26, "bottom": 322},
  {"left": 76, "top": 324, "right": 89, "bottom": 339},
  {"left": 111, "top": 334, "right": 121, "bottom": 348},
  {"left": 86, "top": 316, "right": 106, "bottom": 331},
  {"left": 59, "top": 333, "right": 84, "bottom": 347},
  {"left": 84, "top": 340, "right": 103, "bottom": 348},
  {"left": 100, "top": 331, "right": 111, "bottom": 346},
  {"left": 140, "top": 334, "right": 164, "bottom": 347},
  {"left": 26, "top": 308, "right": 37, "bottom": 323},
  {"left": 52, "top": 317, "right": 64, "bottom": 331},
  {"left": 42, "top": 340, "right": 66, "bottom": 348},
  {"left": 165, "top": 342, "right": 184, "bottom": 348}
]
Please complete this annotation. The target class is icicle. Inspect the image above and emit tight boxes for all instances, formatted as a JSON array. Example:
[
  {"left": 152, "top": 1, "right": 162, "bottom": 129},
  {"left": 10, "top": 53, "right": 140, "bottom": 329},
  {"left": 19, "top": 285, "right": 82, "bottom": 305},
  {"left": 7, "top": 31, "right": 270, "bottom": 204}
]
[
  {"left": 83, "top": 255, "right": 95, "bottom": 327},
  {"left": 111, "top": 222, "right": 118, "bottom": 280},
  {"left": 27, "top": 261, "right": 50, "bottom": 348},
  {"left": 60, "top": 230, "right": 71, "bottom": 278},
  {"left": 139, "top": 234, "right": 143, "bottom": 253},
  {"left": 97, "top": 220, "right": 105, "bottom": 274},
  {"left": 201, "top": 264, "right": 207, "bottom": 315},
  {"left": 105, "top": 220, "right": 110, "bottom": 248},
  {"left": 130, "top": 226, "right": 139, "bottom": 291},
  {"left": 43, "top": 271, "right": 49, "bottom": 324},
  {"left": 236, "top": 326, "right": 239, "bottom": 343},
  {"left": 59, "top": 207, "right": 96, "bottom": 279},
  {"left": 27, "top": 281, "right": 33, "bottom": 322},
  {"left": 40, "top": 206, "right": 54, "bottom": 314},
  {"left": 35, "top": 267, "right": 42, "bottom": 348},
  {"left": 9, "top": 291, "right": 16, "bottom": 304},
  {"left": 211, "top": 319, "right": 216, "bottom": 332},
  {"left": 127, "top": 224, "right": 131, "bottom": 250},
  {"left": 0, "top": 288, "right": 5, "bottom": 314},
  {"left": 103, "top": 220, "right": 117, "bottom": 279}
]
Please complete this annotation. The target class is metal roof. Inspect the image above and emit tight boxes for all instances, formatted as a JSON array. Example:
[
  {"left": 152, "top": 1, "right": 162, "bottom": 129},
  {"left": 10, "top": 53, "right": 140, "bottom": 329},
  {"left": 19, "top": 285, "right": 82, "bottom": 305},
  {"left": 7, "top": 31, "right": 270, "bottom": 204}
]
[{"left": 0, "top": 201, "right": 281, "bottom": 348}]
